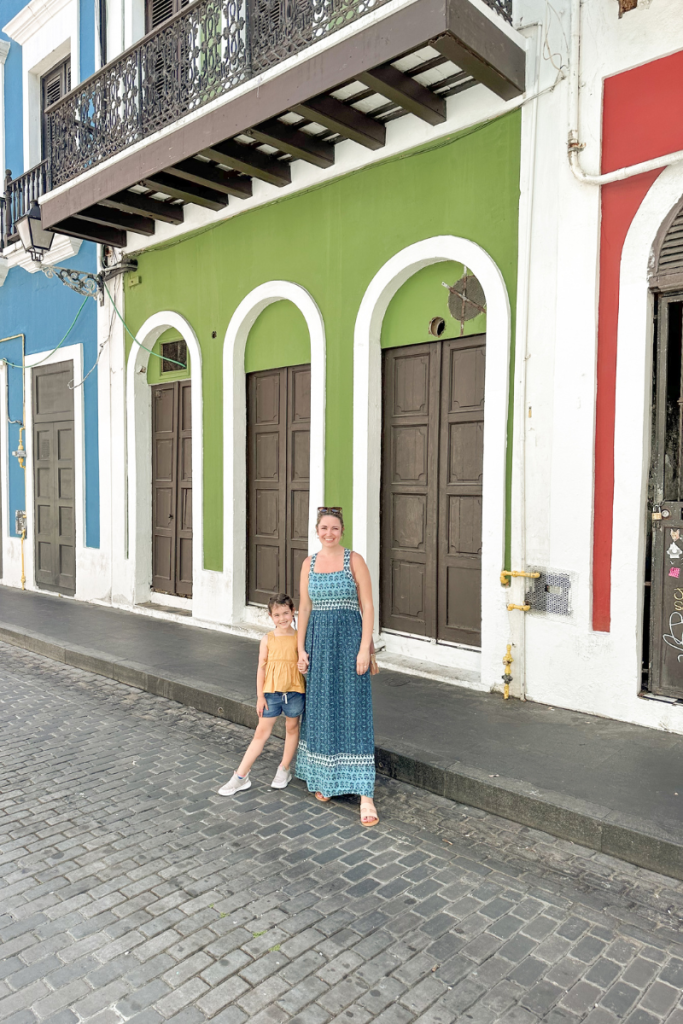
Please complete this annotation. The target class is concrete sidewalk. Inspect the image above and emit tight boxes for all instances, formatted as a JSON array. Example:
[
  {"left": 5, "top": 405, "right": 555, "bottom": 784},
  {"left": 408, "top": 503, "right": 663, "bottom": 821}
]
[{"left": 1, "top": 584, "right": 682, "bottom": 880}]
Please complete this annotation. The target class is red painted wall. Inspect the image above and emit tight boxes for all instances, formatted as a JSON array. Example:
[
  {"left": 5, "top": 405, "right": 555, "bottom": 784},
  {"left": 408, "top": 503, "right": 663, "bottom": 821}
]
[{"left": 593, "top": 49, "right": 683, "bottom": 631}]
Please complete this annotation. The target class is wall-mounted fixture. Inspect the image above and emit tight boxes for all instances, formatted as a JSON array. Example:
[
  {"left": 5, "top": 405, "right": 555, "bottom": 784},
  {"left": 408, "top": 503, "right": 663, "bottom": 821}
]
[
  {"left": 428, "top": 316, "right": 445, "bottom": 337},
  {"left": 15, "top": 203, "right": 54, "bottom": 261},
  {"left": 16, "top": 204, "right": 137, "bottom": 303}
]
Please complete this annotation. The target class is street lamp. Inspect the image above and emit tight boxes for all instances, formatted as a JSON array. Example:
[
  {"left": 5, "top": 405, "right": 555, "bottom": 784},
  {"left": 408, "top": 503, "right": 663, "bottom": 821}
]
[
  {"left": 15, "top": 202, "right": 54, "bottom": 262},
  {"left": 15, "top": 203, "right": 136, "bottom": 302}
]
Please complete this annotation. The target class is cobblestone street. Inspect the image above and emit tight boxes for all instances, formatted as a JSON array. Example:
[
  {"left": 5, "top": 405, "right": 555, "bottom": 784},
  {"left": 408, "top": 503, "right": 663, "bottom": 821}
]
[{"left": 2, "top": 642, "right": 683, "bottom": 1024}]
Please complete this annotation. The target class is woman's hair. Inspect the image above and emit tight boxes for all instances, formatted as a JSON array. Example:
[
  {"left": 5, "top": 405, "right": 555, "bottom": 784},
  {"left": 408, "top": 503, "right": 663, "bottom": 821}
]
[
  {"left": 267, "top": 593, "right": 295, "bottom": 614},
  {"left": 316, "top": 506, "right": 344, "bottom": 532}
]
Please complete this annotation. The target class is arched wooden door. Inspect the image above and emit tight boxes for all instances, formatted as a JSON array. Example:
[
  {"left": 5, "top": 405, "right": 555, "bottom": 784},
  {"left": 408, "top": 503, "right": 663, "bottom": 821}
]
[
  {"left": 381, "top": 335, "right": 485, "bottom": 647},
  {"left": 247, "top": 363, "right": 311, "bottom": 608}
]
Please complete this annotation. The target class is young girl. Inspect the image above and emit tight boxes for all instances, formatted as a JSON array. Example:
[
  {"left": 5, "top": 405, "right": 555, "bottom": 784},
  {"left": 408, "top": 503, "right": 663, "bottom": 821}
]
[{"left": 218, "top": 594, "right": 306, "bottom": 796}]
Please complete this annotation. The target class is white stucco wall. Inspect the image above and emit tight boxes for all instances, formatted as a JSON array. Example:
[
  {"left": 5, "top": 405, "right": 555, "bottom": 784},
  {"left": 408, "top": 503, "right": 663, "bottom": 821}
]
[{"left": 518, "top": 0, "right": 683, "bottom": 732}]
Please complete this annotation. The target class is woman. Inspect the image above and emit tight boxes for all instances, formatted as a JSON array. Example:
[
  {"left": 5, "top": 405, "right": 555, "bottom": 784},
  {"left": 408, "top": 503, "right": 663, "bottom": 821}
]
[{"left": 296, "top": 507, "right": 379, "bottom": 826}]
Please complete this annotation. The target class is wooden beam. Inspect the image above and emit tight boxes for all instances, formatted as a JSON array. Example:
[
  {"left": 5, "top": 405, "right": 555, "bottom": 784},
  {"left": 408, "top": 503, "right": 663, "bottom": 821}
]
[
  {"left": 437, "top": 0, "right": 525, "bottom": 101},
  {"left": 78, "top": 204, "right": 156, "bottom": 236},
  {"left": 357, "top": 64, "right": 446, "bottom": 125},
  {"left": 292, "top": 96, "right": 385, "bottom": 150},
  {"left": 54, "top": 217, "right": 127, "bottom": 248},
  {"left": 246, "top": 119, "right": 335, "bottom": 169},
  {"left": 101, "top": 191, "right": 184, "bottom": 224},
  {"left": 140, "top": 173, "right": 229, "bottom": 210},
  {"left": 199, "top": 140, "right": 291, "bottom": 187},
  {"left": 165, "top": 158, "right": 253, "bottom": 199}
]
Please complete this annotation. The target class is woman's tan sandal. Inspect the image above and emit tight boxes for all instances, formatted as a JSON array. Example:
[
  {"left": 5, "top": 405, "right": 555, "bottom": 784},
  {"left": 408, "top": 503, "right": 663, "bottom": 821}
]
[
  {"left": 315, "top": 792, "right": 331, "bottom": 802},
  {"left": 360, "top": 801, "right": 379, "bottom": 827}
]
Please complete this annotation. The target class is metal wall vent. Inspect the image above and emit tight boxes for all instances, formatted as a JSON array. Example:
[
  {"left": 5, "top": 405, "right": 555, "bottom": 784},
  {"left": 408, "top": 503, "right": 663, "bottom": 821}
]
[
  {"left": 657, "top": 206, "right": 683, "bottom": 277},
  {"left": 525, "top": 569, "right": 573, "bottom": 616}
]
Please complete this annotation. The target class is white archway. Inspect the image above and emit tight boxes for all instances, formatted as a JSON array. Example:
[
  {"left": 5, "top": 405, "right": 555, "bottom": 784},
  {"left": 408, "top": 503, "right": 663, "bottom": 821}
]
[
  {"left": 353, "top": 236, "right": 511, "bottom": 689},
  {"left": 223, "top": 281, "right": 326, "bottom": 625},
  {"left": 126, "top": 311, "right": 203, "bottom": 607},
  {"left": 607, "top": 163, "right": 683, "bottom": 732}
]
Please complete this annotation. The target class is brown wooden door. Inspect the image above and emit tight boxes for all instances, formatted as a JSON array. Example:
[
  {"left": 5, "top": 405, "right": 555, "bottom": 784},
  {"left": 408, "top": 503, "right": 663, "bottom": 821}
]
[
  {"left": 152, "top": 380, "right": 192, "bottom": 596},
  {"left": 176, "top": 381, "right": 193, "bottom": 596},
  {"left": 247, "top": 364, "right": 310, "bottom": 608},
  {"left": 381, "top": 335, "right": 485, "bottom": 646},
  {"left": 381, "top": 344, "right": 440, "bottom": 636},
  {"left": 33, "top": 362, "right": 76, "bottom": 594},
  {"left": 438, "top": 337, "right": 484, "bottom": 645}
]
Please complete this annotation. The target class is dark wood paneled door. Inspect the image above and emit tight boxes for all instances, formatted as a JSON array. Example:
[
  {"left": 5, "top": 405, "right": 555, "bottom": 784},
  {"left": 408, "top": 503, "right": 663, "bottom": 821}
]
[
  {"left": 33, "top": 362, "right": 76, "bottom": 594},
  {"left": 152, "top": 380, "right": 192, "bottom": 597},
  {"left": 381, "top": 336, "right": 485, "bottom": 646},
  {"left": 247, "top": 364, "right": 311, "bottom": 608}
]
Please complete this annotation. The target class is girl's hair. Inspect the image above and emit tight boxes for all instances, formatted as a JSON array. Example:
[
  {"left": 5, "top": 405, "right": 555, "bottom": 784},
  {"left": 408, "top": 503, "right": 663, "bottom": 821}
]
[
  {"left": 316, "top": 506, "right": 344, "bottom": 531},
  {"left": 267, "top": 593, "right": 295, "bottom": 614}
]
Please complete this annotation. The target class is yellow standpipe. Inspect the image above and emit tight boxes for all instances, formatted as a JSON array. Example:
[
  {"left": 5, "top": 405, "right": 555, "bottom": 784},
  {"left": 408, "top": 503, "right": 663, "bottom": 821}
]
[{"left": 502, "top": 644, "right": 513, "bottom": 700}]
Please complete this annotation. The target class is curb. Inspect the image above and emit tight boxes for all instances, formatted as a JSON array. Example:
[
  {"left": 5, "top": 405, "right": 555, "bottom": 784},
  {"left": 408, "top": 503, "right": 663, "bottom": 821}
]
[{"left": 2, "top": 619, "right": 682, "bottom": 881}]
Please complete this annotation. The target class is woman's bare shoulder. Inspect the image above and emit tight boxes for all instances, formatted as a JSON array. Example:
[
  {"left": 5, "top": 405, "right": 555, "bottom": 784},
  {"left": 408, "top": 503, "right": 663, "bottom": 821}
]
[{"left": 350, "top": 550, "right": 368, "bottom": 570}]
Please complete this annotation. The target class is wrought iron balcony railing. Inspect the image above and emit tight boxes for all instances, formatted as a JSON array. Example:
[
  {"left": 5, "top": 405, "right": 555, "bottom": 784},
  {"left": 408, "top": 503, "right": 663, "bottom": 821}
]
[
  {"left": 47, "top": 0, "right": 512, "bottom": 191},
  {"left": 1, "top": 161, "right": 50, "bottom": 249}
]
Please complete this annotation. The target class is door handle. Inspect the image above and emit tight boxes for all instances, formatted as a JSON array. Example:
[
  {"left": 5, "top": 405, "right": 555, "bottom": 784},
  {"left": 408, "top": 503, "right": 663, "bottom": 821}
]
[{"left": 168, "top": 514, "right": 174, "bottom": 520}]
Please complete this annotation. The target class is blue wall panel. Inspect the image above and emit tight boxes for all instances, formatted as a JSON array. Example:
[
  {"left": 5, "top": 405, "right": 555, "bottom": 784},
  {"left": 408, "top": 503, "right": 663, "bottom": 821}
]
[
  {"left": 0, "top": 243, "right": 100, "bottom": 548},
  {"left": 1, "top": 0, "right": 27, "bottom": 175},
  {"left": 80, "top": 0, "right": 96, "bottom": 80}
]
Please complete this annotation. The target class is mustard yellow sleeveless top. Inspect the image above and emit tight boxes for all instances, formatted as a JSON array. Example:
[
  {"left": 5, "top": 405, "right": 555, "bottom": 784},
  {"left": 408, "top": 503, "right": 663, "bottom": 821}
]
[{"left": 263, "top": 631, "right": 306, "bottom": 693}]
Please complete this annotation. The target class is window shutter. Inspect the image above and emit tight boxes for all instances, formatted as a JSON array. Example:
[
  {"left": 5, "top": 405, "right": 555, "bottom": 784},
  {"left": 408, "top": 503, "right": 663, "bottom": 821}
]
[
  {"left": 657, "top": 206, "right": 683, "bottom": 278},
  {"left": 147, "top": 0, "right": 190, "bottom": 30},
  {"left": 149, "top": 0, "right": 174, "bottom": 28},
  {"left": 41, "top": 58, "right": 71, "bottom": 111}
]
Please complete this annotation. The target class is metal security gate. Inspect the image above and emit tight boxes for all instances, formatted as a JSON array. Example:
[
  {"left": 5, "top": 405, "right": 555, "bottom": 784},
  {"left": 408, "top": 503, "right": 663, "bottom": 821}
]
[
  {"left": 381, "top": 336, "right": 485, "bottom": 646},
  {"left": 646, "top": 294, "right": 683, "bottom": 697},
  {"left": 247, "top": 364, "right": 310, "bottom": 608},
  {"left": 151, "top": 380, "right": 192, "bottom": 596},
  {"left": 33, "top": 362, "right": 76, "bottom": 594}
]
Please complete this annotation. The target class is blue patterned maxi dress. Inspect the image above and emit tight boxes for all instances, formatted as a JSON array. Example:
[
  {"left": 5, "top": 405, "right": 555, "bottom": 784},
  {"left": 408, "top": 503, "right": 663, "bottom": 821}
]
[{"left": 295, "top": 548, "right": 375, "bottom": 798}]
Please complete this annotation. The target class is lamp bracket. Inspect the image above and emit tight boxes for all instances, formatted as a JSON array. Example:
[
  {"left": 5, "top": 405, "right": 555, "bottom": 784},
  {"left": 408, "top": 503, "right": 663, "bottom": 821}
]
[{"left": 40, "top": 264, "right": 104, "bottom": 302}]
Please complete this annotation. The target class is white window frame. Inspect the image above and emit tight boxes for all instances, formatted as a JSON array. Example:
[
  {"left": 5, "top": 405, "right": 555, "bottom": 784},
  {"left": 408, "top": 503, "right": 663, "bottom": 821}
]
[{"left": 2, "top": 0, "right": 80, "bottom": 171}]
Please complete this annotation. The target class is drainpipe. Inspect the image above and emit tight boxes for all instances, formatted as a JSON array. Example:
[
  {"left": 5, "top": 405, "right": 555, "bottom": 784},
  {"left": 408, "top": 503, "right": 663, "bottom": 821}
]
[
  {"left": 508, "top": 24, "right": 542, "bottom": 700},
  {"left": 568, "top": 0, "right": 683, "bottom": 184}
]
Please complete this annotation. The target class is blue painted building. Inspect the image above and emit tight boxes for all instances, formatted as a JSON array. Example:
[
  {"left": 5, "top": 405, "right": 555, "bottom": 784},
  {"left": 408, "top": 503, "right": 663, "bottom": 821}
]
[{"left": 0, "top": 0, "right": 101, "bottom": 596}]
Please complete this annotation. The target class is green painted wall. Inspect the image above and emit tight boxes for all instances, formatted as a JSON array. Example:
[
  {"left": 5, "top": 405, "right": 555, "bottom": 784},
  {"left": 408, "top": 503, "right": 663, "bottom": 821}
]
[
  {"left": 381, "top": 262, "right": 486, "bottom": 349},
  {"left": 244, "top": 300, "right": 311, "bottom": 372},
  {"left": 125, "top": 112, "right": 521, "bottom": 571},
  {"left": 146, "top": 328, "right": 191, "bottom": 384}
]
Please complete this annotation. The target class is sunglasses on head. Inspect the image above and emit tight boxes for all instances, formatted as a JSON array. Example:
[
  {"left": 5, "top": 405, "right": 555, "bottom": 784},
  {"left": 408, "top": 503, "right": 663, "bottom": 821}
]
[{"left": 317, "top": 506, "right": 342, "bottom": 515}]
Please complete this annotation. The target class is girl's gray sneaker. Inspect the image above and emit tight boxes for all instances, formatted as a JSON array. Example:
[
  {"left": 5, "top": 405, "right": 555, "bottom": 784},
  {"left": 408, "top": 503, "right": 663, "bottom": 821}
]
[
  {"left": 218, "top": 772, "right": 251, "bottom": 796},
  {"left": 271, "top": 766, "right": 292, "bottom": 789}
]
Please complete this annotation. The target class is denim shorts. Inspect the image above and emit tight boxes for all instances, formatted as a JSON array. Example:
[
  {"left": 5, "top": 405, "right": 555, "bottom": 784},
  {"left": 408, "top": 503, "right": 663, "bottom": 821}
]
[{"left": 263, "top": 691, "right": 305, "bottom": 718}]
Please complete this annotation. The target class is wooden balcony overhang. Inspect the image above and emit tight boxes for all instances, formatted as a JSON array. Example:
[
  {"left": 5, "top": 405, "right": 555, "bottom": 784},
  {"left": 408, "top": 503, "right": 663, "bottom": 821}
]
[{"left": 40, "top": 0, "right": 525, "bottom": 244}]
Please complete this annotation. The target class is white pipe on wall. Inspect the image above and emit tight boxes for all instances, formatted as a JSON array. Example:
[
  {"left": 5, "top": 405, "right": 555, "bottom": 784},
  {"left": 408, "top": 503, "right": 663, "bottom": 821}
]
[
  {"left": 567, "top": 0, "right": 683, "bottom": 185},
  {"left": 509, "top": 23, "right": 542, "bottom": 699}
]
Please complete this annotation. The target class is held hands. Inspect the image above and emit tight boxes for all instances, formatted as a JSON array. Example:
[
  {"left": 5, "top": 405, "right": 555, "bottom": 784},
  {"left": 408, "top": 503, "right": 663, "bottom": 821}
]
[
  {"left": 356, "top": 645, "right": 371, "bottom": 676},
  {"left": 256, "top": 694, "right": 267, "bottom": 717},
  {"left": 298, "top": 651, "right": 310, "bottom": 673}
]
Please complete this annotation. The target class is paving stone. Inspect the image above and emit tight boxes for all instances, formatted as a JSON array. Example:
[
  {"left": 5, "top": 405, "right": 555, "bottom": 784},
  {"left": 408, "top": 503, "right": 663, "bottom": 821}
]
[
  {"left": 600, "top": 981, "right": 641, "bottom": 1015},
  {"left": 277, "top": 975, "right": 329, "bottom": 1014},
  {"left": 639, "top": 980, "right": 678, "bottom": 1015}
]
